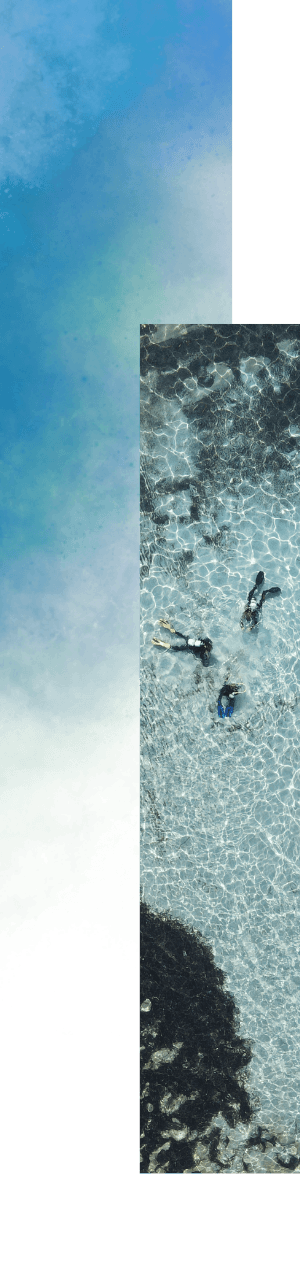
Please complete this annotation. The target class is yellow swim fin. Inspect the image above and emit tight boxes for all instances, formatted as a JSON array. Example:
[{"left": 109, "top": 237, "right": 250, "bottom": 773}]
[
  {"left": 158, "top": 616, "right": 174, "bottom": 631},
  {"left": 152, "top": 639, "right": 171, "bottom": 649}
]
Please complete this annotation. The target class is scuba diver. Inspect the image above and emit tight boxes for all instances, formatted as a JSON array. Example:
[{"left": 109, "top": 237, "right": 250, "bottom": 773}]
[
  {"left": 240, "top": 570, "right": 281, "bottom": 630},
  {"left": 217, "top": 682, "right": 246, "bottom": 719},
  {"left": 152, "top": 619, "right": 213, "bottom": 665}
]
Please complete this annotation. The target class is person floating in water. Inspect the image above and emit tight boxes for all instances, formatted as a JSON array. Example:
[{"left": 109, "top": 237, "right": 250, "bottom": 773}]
[
  {"left": 217, "top": 682, "right": 245, "bottom": 718},
  {"left": 240, "top": 570, "right": 281, "bottom": 630},
  {"left": 152, "top": 619, "right": 213, "bottom": 665}
]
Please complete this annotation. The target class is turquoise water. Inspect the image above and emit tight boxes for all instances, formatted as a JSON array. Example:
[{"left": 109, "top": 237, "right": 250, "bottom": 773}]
[{"left": 140, "top": 325, "right": 300, "bottom": 1154}]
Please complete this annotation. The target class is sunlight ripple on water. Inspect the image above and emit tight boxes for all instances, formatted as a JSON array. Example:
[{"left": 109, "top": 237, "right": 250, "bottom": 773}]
[{"left": 140, "top": 324, "right": 300, "bottom": 1140}]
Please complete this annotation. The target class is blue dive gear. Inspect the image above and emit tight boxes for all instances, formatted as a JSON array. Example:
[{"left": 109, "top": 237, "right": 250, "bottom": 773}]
[
  {"left": 218, "top": 697, "right": 234, "bottom": 718},
  {"left": 217, "top": 682, "right": 242, "bottom": 718}
]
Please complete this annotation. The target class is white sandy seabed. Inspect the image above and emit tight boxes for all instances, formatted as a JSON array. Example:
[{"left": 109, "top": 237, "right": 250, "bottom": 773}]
[{"left": 140, "top": 335, "right": 300, "bottom": 1152}]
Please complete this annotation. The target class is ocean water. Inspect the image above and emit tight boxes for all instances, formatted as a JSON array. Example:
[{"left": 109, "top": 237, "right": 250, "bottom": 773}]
[{"left": 140, "top": 323, "right": 300, "bottom": 1163}]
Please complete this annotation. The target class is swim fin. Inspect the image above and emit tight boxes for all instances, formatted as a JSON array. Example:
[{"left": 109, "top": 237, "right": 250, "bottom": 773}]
[
  {"left": 159, "top": 619, "right": 176, "bottom": 632},
  {"left": 255, "top": 570, "right": 265, "bottom": 586},
  {"left": 265, "top": 586, "right": 281, "bottom": 596},
  {"left": 152, "top": 637, "right": 171, "bottom": 648}
]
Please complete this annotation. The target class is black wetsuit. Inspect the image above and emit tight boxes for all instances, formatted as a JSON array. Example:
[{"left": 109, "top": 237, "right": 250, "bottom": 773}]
[
  {"left": 241, "top": 571, "right": 281, "bottom": 630},
  {"left": 217, "top": 683, "right": 239, "bottom": 718},
  {"left": 169, "top": 632, "right": 212, "bottom": 665}
]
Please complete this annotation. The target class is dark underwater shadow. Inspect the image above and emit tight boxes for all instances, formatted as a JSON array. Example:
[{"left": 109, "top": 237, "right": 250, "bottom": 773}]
[{"left": 140, "top": 900, "right": 253, "bottom": 1173}]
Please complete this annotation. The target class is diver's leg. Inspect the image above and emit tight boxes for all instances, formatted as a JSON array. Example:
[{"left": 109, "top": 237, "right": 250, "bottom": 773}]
[
  {"left": 246, "top": 571, "right": 264, "bottom": 605},
  {"left": 152, "top": 637, "right": 188, "bottom": 652},
  {"left": 160, "top": 621, "right": 193, "bottom": 644}
]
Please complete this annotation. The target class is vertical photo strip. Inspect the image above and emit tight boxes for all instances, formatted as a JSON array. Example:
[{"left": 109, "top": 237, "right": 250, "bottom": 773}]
[{"left": 140, "top": 323, "right": 300, "bottom": 1174}]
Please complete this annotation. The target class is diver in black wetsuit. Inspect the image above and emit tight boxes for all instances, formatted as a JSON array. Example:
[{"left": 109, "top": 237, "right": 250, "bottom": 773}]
[
  {"left": 240, "top": 570, "right": 281, "bottom": 630},
  {"left": 217, "top": 682, "right": 244, "bottom": 718},
  {"left": 152, "top": 619, "right": 213, "bottom": 665}
]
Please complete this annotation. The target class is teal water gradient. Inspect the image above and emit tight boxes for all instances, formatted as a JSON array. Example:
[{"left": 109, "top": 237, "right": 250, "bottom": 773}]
[{"left": 0, "top": 0, "right": 231, "bottom": 918}]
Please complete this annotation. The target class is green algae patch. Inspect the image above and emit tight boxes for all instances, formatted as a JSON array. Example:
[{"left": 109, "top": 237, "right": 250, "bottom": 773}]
[{"left": 0, "top": 771, "right": 138, "bottom": 969}]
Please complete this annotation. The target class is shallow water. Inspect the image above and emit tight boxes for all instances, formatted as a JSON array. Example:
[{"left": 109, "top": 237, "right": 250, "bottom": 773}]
[{"left": 140, "top": 324, "right": 300, "bottom": 1148}]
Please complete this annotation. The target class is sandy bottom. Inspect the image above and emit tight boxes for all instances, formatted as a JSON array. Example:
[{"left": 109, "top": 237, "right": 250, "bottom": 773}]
[{"left": 141, "top": 327, "right": 300, "bottom": 1148}]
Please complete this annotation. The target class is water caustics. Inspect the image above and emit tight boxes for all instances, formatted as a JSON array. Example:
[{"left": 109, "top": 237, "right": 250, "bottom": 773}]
[{"left": 140, "top": 323, "right": 300, "bottom": 1169}]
